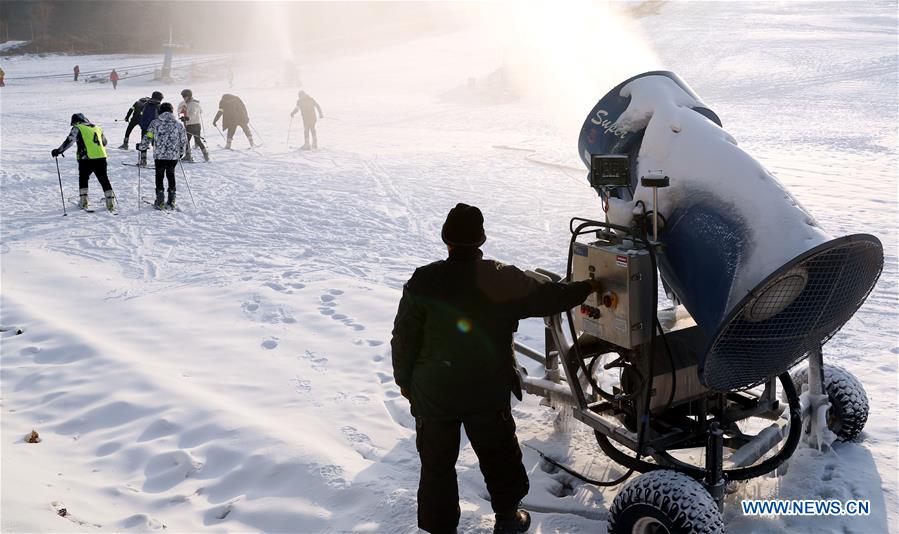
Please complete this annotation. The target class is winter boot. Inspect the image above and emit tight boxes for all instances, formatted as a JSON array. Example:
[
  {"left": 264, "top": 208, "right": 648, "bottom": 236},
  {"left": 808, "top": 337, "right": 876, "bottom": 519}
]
[
  {"left": 104, "top": 189, "right": 117, "bottom": 212},
  {"left": 153, "top": 190, "right": 165, "bottom": 210},
  {"left": 224, "top": 138, "right": 232, "bottom": 150},
  {"left": 165, "top": 190, "right": 177, "bottom": 210},
  {"left": 79, "top": 188, "right": 90, "bottom": 210},
  {"left": 139, "top": 150, "right": 148, "bottom": 167},
  {"left": 493, "top": 510, "right": 530, "bottom": 534},
  {"left": 118, "top": 140, "right": 129, "bottom": 150},
  {"left": 201, "top": 147, "right": 210, "bottom": 162}
]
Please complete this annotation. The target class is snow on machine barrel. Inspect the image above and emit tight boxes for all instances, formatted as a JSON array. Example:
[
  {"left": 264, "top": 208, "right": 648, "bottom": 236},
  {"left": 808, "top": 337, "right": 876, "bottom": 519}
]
[{"left": 514, "top": 71, "right": 883, "bottom": 533}]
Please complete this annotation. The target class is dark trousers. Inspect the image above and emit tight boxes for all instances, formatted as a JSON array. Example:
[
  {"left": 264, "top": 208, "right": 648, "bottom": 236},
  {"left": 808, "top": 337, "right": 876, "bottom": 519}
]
[
  {"left": 124, "top": 118, "right": 140, "bottom": 141},
  {"left": 155, "top": 160, "right": 177, "bottom": 192},
  {"left": 78, "top": 159, "right": 112, "bottom": 192},
  {"left": 226, "top": 123, "right": 251, "bottom": 140},
  {"left": 416, "top": 409, "right": 529, "bottom": 533},
  {"left": 303, "top": 122, "right": 317, "bottom": 147},
  {"left": 186, "top": 124, "right": 206, "bottom": 152}
]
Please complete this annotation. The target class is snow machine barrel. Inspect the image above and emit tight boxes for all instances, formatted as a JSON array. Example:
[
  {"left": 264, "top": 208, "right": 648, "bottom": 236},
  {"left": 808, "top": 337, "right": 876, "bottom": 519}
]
[{"left": 578, "top": 71, "right": 884, "bottom": 392}]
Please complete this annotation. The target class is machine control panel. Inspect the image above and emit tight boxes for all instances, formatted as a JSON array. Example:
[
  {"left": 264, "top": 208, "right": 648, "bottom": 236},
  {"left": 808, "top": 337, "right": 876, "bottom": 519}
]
[{"left": 572, "top": 241, "right": 654, "bottom": 349}]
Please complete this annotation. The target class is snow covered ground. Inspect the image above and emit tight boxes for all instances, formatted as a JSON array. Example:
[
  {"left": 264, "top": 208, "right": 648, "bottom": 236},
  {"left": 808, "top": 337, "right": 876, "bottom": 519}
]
[{"left": 1, "top": 2, "right": 896, "bottom": 532}]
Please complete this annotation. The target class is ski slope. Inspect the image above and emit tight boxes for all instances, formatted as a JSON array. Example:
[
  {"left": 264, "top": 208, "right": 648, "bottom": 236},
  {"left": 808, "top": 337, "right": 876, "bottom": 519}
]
[{"left": 1, "top": 2, "right": 896, "bottom": 532}]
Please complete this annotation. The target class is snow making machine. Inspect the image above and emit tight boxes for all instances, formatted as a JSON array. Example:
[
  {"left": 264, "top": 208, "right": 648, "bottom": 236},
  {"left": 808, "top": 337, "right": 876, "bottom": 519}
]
[{"left": 513, "top": 71, "right": 883, "bottom": 533}]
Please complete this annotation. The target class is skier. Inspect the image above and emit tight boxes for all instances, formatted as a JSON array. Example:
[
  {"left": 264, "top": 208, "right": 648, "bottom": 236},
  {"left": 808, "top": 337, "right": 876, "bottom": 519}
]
[
  {"left": 73, "top": 65, "right": 80, "bottom": 81},
  {"left": 212, "top": 93, "right": 254, "bottom": 149},
  {"left": 390, "top": 203, "right": 601, "bottom": 534},
  {"left": 139, "top": 102, "right": 187, "bottom": 210},
  {"left": 119, "top": 95, "right": 150, "bottom": 150},
  {"left": 51, "top": 113, "right": 117, "bottom": 212},
  {"left": 110, "top": 69, "right": 119, "bottom": 90},
  {"left": 0, "top": 66, "right": 5, "bottom": 87},
  {"left": 136, "top": 91, "right": 164, "bottom": 166},
  {"left": 290, "top": 90, "right": 323, "bottom": 150},
  {"left": 177, "top": 89, "right": 209, "bottom": 162}
]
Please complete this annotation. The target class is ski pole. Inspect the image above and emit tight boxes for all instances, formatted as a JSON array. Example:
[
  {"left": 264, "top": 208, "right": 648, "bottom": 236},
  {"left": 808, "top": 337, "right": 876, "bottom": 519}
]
[
  {"left": 287, "top": 116, "right": 293, "bottom": 150},
  {"left": 250, "top": 123, "right": 264, "bottom": 144},
  {"left": 178, "top": 159, "right": 198, "bottom": 209},
  {"left": 214, "top": 124, "right": 225, "bottom": 140},
  {"left": 137, "top": 158, "right": 141, "bottom": 211},
  {"left": 54, "top": 155, "right": 67, "bottom": 216}
]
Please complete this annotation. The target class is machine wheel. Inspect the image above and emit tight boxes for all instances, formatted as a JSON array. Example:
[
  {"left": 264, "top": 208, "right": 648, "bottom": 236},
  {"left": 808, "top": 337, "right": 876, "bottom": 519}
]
[
  {"left": 607, "top": 470, "right": 723, "bottom": 534},
  {"left": 790, "top": 364, "right": 869, "bottom": 441}
]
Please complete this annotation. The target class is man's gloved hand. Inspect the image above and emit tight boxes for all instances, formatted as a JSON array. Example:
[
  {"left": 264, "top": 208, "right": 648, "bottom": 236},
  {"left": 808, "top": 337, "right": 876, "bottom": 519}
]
[
  {"left": 179, "top": 116, "right": 189, "bottom": 123},
  {"left": 51, "top": 148, "right": 60, "bottom": 158},
  {"left": 212, "top": 121, "right": 218, "bottom": 128},
  {"left": 137, "top": 142, "right": 148, "bottom": 151},
  {"left": 586, "top": 278, "right": 603, "bottom": 294}
]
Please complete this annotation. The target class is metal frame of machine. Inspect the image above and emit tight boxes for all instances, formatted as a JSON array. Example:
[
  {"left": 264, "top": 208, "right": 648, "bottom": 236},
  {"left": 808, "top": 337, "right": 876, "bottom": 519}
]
[{"left": 511, "top": 169, "right": 845, "bottom": 532}]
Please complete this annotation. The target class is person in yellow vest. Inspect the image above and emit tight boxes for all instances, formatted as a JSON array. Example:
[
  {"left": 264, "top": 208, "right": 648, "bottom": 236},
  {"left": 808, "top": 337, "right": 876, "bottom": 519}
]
[{"left": 52, "top": 113, "right": 117, "bottom": 212}]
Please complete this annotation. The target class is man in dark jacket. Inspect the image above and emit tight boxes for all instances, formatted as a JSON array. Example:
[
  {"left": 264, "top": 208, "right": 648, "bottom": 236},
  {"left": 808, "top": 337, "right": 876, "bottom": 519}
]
[
  {"left": 391, "top": 204, "right": 600, "bottom": 534},
  {"left": 135, "top": 91, "right": 163, "bottom": 166},
  {"left": 212, "top": 93, "right": 254, "bottom": 149},
  {"left": 290, "top": 90, "right": 323, "bottom": 150},
  {"left": 120, "top": 95, "right": 150, "bottom": 150}
]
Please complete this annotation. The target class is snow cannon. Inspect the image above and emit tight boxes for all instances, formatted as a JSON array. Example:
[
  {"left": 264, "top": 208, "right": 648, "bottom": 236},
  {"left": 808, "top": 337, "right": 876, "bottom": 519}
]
[
  {"left": 577, "top": 71, "right": 883, "bottom": 392},
  {"left": 512, "top": 71, "right": 883, "bottom": 533}
]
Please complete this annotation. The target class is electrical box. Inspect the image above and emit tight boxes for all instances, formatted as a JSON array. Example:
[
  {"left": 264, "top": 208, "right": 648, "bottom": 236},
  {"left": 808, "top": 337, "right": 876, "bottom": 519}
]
[{"left": 572, "top": 241, "right": 654, "bottom": 349}]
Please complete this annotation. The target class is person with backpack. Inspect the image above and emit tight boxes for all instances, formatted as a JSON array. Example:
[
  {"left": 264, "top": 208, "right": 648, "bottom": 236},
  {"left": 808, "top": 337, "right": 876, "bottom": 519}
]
[
  {"left": 212, "top": 93, "right": 254, "bottom": 149},
  {"left": 139, "top": 102, "right": 187, "bottom": 210},
  {"left": 136, "top": 91, "right": 163, "bottom": 166},
  {"left": 51, "top": 113, "right": 117, "bottom": 213},
  {"left": 119, "top": 95, "right": 151, "bottom": 150},
  {"left": 177, "top": 89, "right": 209, "bottom": 162},
  {"left": 110, "top": 69, "right": 119, "bottom": 90},
  {"left": 290, "top": 90, "right": 323, "bottom": 150}
]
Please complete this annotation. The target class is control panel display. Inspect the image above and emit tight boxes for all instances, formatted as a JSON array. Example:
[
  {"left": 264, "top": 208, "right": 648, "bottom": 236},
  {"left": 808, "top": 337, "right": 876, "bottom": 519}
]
[{"left": 590, "top": 154, "right": 630, "bottom": 188}]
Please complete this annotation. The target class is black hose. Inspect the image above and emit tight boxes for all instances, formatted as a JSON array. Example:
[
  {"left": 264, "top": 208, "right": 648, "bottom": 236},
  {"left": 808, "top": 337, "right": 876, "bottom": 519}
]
[
  {"left": 593, "top": 372, "right": 802, "bottom": 480},
  {"left": 522, "top": 443, "right": 633, "bottom": 487}
]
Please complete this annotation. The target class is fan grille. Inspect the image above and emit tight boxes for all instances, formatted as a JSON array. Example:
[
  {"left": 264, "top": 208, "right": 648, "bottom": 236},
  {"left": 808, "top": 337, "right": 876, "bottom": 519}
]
[{"left": 702, "top": 236, "right": 883, "bottom": 391}]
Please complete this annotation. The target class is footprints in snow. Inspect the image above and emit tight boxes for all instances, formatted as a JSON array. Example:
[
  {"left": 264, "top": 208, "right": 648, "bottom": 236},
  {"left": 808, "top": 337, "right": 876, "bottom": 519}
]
[
  {"left": 318, "top": 289, "right": 366, "bottom": 331},
  {"left": 301, "top": 350, "right": 329, "bottom": 373},
  {"left": 243, "top": 284, "right": 373, "bottom": 352},
  {"left": 242, "top": 296, "right": 297, "bottom": 326}
]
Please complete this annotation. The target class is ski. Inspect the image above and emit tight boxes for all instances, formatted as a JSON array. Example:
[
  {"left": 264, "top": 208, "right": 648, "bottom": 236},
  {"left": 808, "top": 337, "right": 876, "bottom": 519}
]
[
  {"left": 122, "top": 162, "right": 153, "bottom": 168},
  {"left": 66, "top": 196, "right": 97, "bottom": 213},
  {"left": 141, "top": 196, "right": 181, "bottom": 212}
]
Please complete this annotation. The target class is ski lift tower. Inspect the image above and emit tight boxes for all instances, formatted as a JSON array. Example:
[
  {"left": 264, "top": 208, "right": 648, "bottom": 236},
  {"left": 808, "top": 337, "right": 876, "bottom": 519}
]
[{"left": 159, "top": 28, "right": 186, "bottom": 82}]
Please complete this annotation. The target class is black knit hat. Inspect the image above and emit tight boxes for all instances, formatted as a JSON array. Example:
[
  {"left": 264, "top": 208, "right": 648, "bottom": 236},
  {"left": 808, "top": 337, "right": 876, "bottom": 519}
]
[
  {"left": 159, "top": 102, "right": 174, "bottom": 113},
  {"left": 151, "top": 91, "right": 163, "bottom": 101},
  {"left": 441, "top": 203, "right": 486, "bottom": 247}
]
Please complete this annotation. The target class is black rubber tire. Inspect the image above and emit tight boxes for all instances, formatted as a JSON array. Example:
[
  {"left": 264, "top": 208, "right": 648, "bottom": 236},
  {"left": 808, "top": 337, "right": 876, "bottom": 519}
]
[
  {"left": 790, "top": 364, "right": 869, "bottom": 441},
  {"left": 608, "top": 470, "right": 723, "bottom": 534}
]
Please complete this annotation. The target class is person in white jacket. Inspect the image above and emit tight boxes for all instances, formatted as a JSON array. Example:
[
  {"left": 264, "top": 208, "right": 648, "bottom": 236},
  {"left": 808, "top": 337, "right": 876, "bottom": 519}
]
[
  {"left": 140, "top": 103, "right": 187, "bottom": 209},
  {"left": 178, "top": 89, "right": 209, "bottom": 162}
]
